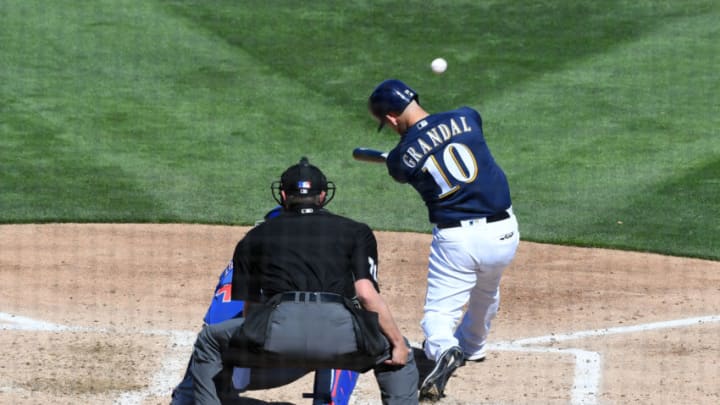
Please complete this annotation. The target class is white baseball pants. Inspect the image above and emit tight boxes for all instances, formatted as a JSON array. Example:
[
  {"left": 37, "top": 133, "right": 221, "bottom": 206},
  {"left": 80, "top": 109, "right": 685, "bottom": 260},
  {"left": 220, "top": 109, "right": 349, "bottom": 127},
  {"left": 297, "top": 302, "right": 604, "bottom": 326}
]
[{"left": 422, "top": 210, "right": 519, "bottom": 362}]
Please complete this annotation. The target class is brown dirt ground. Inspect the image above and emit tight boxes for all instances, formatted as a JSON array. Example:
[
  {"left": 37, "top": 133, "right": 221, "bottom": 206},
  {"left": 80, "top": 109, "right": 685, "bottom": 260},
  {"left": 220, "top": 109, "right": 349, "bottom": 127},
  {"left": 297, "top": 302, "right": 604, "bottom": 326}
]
[{"left": 1, "top": 224, "right": 718, "bottom": 404}]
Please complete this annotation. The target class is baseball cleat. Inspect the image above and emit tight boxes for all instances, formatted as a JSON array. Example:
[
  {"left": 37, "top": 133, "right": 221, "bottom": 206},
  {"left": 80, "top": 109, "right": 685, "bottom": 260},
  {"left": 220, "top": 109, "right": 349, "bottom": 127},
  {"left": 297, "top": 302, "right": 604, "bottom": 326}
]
[
  {"left": 419, "top": 345, "right": 464, "bottom": 401},
  {"left": 464, "top": 347, "right": 487, "bottom": 362}
]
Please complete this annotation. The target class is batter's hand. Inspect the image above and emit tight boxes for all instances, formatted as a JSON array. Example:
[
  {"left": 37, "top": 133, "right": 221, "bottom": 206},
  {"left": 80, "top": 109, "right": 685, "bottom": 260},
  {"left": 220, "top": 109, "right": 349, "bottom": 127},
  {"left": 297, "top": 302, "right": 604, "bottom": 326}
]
[{"left": 384, "top": 342, "right": 410, "bottom": 366}]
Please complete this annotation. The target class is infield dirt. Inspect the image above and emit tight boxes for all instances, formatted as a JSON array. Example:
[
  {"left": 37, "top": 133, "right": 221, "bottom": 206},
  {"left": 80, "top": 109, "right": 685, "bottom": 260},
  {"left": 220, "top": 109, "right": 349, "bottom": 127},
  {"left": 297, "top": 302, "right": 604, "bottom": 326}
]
[{"left": 1, "top": 224, "right": 718, "bottom": 404}]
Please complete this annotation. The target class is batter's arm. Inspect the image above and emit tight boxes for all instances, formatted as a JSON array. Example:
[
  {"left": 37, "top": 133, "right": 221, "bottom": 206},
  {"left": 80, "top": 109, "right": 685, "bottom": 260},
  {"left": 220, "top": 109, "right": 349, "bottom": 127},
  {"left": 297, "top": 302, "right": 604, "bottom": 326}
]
[
  {"left": 385, "top": 149, "right": 410, "bottom": 184},
  {"left": 354, "top": 279, "right": 409, "bottom": 366}
]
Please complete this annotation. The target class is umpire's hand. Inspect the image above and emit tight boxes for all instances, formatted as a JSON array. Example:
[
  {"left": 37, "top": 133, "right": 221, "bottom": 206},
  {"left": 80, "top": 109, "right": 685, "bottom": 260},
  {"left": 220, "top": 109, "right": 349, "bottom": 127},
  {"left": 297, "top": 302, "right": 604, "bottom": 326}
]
[
  {"left": 355, "top": 279, "right": 410, "bottom": 367},
  {"left": 384, "top": 342, "right": 410, "bottom": 366}
]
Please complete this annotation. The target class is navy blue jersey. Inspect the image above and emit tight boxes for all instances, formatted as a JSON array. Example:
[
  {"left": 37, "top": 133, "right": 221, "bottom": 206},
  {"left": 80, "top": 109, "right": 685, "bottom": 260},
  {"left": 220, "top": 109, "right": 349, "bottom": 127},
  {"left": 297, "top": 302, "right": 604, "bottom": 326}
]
[{"left": 386, "top": 107, "right": 511, "bottom": 224}]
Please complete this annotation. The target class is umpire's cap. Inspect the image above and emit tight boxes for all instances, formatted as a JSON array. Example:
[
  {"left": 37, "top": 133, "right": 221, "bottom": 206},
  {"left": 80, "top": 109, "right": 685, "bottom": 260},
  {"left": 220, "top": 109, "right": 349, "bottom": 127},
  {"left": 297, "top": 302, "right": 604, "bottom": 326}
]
[
  {"left": 368, "top": 79, "right": 419, "bottom": 131},
  {"left": 280, "top": 157, "right": 328, "bottom": 196},
  {"left": 272, "top": 157, "right": 336, "bottom": 207}
]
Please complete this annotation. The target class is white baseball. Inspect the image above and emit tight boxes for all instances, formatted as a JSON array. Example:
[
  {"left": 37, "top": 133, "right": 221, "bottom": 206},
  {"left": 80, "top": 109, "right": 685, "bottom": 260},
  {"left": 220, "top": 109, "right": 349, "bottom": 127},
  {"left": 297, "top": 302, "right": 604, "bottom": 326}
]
[{"left": 431, "top": 57, "right": 447, "bottom": 74}]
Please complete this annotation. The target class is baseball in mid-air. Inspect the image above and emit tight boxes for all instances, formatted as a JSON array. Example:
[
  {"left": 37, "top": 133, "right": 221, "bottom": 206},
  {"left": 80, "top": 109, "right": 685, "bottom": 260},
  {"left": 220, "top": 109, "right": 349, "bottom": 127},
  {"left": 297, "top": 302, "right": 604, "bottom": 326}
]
[{"left": 431, "top": 57, "right": 447, "bottom": 74}]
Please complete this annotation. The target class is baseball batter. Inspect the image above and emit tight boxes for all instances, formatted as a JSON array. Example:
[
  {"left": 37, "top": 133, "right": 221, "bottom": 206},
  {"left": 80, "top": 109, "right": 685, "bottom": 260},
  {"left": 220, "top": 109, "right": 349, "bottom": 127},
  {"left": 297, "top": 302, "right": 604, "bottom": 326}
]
[{"left": 367, "top": 79, "right": 520, "bottom": 401}]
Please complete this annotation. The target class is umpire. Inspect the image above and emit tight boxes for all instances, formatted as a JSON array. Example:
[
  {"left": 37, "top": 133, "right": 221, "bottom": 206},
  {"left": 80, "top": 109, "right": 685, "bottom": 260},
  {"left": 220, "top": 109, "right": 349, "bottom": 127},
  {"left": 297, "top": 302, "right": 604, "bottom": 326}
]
[{"left": 189, "top": 158, "right": 419, "bottom": 404}]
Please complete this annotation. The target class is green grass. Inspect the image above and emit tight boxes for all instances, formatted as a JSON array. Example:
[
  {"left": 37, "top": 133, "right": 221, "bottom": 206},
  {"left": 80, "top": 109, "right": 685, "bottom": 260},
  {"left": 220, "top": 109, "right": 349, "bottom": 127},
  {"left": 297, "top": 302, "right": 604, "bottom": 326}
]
[{"left": 1, "top": 0, "right": 718, "bottom": 259}]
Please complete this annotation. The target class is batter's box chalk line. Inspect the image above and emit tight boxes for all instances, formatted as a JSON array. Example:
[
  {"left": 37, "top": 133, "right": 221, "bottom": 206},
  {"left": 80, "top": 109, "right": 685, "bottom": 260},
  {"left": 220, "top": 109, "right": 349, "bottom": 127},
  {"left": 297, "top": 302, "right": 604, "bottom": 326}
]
[
  {"left": 489, "top": 314, "right": 720, "bottom": 405},
  {"left": 1, "top": 312, "right": 196, "bottom": 404},
  {"left": 2, "top": 312, "right": 718, "bottom": 405}
]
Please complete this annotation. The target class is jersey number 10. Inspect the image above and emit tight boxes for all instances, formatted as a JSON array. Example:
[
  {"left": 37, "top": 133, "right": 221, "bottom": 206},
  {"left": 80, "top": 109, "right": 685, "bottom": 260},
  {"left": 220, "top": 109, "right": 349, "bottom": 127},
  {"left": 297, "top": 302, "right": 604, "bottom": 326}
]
[{"left": 421, "top": 143, "right": 478, "bottom": 198}]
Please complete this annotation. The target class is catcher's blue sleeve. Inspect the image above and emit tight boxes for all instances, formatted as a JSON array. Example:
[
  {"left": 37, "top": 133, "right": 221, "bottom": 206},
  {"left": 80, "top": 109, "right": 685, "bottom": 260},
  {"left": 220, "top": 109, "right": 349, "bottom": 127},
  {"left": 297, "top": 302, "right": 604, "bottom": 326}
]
[
  {"left": 202, "top": 261, "right": 244, "bottom": 324},
  {"left": 203, "top": 206, "right": 282, "bottom": 324}
]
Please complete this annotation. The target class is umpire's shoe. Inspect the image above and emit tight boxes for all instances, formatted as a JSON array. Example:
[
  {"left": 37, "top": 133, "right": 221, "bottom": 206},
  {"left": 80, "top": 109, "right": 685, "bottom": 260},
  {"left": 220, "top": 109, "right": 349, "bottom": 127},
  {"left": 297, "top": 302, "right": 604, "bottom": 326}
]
[{"left": 419, "top": 345, "right": 464, "bottom": 401}]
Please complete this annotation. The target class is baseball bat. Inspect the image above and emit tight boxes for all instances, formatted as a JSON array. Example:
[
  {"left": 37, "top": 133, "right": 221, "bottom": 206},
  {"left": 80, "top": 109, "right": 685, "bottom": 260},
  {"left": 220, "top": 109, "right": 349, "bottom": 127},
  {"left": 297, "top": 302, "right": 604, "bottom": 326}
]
[{"left": 352, "top": 147, "right": 388, "bottom": 164}]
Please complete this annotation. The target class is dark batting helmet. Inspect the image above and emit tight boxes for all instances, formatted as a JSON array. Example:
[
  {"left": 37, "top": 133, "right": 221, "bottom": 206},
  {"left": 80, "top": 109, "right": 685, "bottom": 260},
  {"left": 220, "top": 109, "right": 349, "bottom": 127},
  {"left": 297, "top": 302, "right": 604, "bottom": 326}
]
[{"left": 368, "top": 79, "right": 419, "bottom": 131}]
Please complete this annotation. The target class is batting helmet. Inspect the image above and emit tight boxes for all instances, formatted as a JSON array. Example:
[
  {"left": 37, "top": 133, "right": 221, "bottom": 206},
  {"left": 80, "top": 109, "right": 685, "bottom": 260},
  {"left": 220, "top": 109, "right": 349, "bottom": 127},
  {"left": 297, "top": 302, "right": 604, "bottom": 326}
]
[
  {"left": 271, "top": 157, "right": 336, "bottom": 206},
  {"left": 368, "top": 79, "right": 419, "bottom": 131}
]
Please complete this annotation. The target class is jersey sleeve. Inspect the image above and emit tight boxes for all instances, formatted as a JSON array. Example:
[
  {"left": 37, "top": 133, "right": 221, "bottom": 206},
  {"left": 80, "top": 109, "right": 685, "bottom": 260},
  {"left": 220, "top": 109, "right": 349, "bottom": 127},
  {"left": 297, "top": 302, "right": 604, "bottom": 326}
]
[
  {"left": 351, "top": 223, "right": 380, "bottom": 292},
  {"left": 466, "top": 106, "right": 482, "bottom": 126},
  {"left": 386, "top": 148, "right": 409, "bottom": 183}
]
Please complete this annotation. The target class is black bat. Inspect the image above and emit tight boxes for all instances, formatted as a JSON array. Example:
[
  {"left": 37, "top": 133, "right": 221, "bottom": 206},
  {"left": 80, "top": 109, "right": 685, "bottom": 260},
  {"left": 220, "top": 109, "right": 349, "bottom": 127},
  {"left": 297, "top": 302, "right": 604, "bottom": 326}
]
[{"left": 352, "top": 147, "right": 388, "bottom": 164}]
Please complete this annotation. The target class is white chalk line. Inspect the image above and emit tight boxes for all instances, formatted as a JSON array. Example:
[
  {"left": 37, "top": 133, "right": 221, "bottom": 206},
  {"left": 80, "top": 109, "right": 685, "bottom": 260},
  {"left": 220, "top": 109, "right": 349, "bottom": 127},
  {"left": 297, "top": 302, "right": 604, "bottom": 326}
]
[
  {"left": 509, "top": 314, "right": 720, "bottom": 345},
  {"left": 488, "top": 314, "right": 720, "bottom": 405},
  {"left": 114, "top": 330, "right": 196, "bottom": 404},
  {"left": 0, "top": 312, "right": 92, "bottom": 332},
  {"left": 2, "top": 312, "right": 719, "bottom": 405},
  {"left": 1, "top": 312, "right": 196, "bottom": 404}
]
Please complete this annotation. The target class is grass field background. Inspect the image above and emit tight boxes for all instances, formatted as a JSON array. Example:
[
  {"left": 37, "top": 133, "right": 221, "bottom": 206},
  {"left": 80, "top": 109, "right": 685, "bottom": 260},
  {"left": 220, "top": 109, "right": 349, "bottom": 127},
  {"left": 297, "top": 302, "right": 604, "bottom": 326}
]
[{"left": 1, "top": 0, "right": 718, "bottom": 260}]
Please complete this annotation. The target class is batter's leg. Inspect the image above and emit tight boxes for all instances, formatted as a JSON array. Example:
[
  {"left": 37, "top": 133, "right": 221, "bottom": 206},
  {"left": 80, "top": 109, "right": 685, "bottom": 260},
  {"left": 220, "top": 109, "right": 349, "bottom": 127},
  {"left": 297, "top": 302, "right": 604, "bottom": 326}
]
[
  {"left": 455, "top": 220, "right": 519, "bottom": 359},
  {"left": 454, "top": 269, "right": 503, "bottom": 359},
  {"left": 421, "top": 231, "right": 476, "bottom": 361}
]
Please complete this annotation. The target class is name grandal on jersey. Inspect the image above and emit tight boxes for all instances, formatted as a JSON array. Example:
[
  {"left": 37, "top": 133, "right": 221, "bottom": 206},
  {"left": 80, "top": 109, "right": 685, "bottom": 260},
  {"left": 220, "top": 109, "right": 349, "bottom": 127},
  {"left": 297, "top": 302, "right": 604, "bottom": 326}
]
[{"left": 403, "top": 116, "right": 472, "bottom": 168}]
